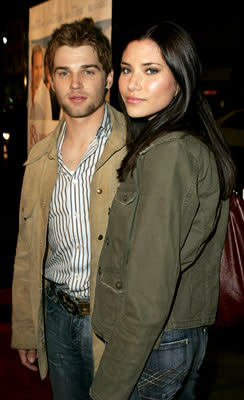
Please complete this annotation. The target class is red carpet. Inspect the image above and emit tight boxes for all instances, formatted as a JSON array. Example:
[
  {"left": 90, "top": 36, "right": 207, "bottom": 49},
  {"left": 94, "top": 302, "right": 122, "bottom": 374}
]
[{"left": 0, "top": 289, "right": 53, "bottom": 399}]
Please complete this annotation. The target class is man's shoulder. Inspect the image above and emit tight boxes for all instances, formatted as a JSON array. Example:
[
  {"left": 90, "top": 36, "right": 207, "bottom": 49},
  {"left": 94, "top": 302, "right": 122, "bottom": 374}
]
[
  {"left": 106, "top": 104, "right": 126, "bottom": 148},
  {"left": 26, "top": 119, "right": 64, "bottom": 164},
  {"left": 107, "top": 103, "right": 126, "bottom": 127}
]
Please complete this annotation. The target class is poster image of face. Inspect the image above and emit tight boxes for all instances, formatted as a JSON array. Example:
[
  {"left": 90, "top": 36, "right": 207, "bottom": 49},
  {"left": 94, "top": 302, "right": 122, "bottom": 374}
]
[{"left": 28, "top": 0, "right": 112, "bottom": 152}]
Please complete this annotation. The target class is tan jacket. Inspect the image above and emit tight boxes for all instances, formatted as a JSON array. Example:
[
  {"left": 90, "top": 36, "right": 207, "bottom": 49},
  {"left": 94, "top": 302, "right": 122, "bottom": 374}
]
[{"left": 11, "top": 104, "right": 126, "bottom": 379}]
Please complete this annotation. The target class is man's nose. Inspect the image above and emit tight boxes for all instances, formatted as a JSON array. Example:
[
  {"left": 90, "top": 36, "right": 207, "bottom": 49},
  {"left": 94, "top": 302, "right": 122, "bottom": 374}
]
[{"left": 70, "top": 72, "right": 82, "bottom": 89}]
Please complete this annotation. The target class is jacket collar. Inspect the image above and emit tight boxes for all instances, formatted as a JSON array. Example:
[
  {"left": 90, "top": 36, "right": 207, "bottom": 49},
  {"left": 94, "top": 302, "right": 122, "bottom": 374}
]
[
  {"left": 95, "top": 103, "right": 126, "bottom": 171},
  {"left": 25, "top": 103, "right": 126, "bottom": 167},
  {"left": 24, "top": 119, "right": 64, "bottom": 166}
]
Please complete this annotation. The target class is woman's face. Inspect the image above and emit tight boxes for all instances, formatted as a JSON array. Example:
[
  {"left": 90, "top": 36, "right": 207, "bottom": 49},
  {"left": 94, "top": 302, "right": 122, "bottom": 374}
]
[{"left": 119, "top": 39, "right": 178, "bottom": 119}]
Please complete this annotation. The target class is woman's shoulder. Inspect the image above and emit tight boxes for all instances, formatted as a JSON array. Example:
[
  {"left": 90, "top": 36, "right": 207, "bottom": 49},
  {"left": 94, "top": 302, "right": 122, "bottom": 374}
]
[
  {"left": 140, "top": 130, "right": 210, "bottom": 159},
  {"left": 136, "top": 131, "right": 219, "bottom": 196},
  {"left": 138, "top": 131, "right": 216, "bottom": 181}
]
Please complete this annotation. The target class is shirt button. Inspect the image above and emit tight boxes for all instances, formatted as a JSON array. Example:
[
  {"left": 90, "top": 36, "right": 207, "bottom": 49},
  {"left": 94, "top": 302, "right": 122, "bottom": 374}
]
[
  {"left": 115, "top": 281, "right": 122, "bottom": 289},
  {"left": 96, "top": 188, "right": 103, "bottom": 194},
  {"left": 98, "top": 234, "right": 103, "bottom": 240}
]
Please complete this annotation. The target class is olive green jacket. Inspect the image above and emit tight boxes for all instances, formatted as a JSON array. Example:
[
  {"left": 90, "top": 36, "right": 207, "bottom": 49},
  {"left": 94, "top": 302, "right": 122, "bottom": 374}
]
[
  {"left": 11, "top": 104, "right": 126, "bottom": 379},
  {"left": 90, "top": 132, "right": 229, "bottom": 400}
]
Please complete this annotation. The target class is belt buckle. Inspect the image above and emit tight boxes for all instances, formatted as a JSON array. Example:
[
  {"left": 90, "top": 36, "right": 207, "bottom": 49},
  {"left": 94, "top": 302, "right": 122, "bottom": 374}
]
[
  {"left": 57, "top": 291, "right": 79, "bottom": 316},
  {"left": 78, "top": 302, "right": 90, "bottom": 315}
]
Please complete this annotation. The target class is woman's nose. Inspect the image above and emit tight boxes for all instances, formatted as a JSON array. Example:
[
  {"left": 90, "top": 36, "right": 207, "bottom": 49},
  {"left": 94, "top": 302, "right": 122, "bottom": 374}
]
[{"left": 128, "top": 73, "right": 142, "bottom": 91}]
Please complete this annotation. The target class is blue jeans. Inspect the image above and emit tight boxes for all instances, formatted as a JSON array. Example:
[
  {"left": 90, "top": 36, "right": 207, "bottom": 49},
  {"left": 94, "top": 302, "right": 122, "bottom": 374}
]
[
  {"left": 45, "top": 285, "right": 93, "bottom": 400},
  {"left": 130, "top": 326, "right": 208, "bottom": 400}
]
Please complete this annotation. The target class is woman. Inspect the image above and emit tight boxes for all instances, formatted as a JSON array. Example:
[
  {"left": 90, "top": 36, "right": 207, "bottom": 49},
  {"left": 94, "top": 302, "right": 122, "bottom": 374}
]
[{"left": 90, "top": 21, "right": 236, "bottom": 400}]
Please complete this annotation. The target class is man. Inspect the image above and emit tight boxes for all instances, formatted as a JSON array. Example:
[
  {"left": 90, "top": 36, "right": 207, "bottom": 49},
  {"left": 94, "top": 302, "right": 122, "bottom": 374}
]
[
  {"left": 11, "top": 18, "right": 126, "bottom": 400},
  {"left": 30, "top": 44, "right": 52, "bottom": 120}
]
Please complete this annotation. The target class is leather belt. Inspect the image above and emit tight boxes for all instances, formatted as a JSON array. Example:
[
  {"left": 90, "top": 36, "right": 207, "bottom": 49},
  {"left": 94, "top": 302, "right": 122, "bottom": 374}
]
[{"left": 50, "top": 281, "right": 90, "bottom": 316}]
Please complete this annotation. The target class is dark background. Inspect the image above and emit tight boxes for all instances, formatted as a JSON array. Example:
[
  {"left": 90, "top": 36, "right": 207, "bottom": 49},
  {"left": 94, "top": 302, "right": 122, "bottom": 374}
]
[{"left": 1, "top": 0, "right": 244, "bottom": 288}]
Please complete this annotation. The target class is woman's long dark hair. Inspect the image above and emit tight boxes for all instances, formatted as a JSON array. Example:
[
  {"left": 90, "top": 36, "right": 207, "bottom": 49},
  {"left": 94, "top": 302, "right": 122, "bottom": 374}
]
[{"left": 117, "top": 21, "right": 236, "bottom": 200}]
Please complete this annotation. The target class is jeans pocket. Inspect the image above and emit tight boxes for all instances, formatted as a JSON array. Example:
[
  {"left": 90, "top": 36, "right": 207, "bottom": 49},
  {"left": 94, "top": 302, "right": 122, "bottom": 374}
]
[
  {"left": 46, "top": 284, "right": 59, "bottom": 307},
  {"left": 137, "top": 337, "right": 189, "bottom": 400}
]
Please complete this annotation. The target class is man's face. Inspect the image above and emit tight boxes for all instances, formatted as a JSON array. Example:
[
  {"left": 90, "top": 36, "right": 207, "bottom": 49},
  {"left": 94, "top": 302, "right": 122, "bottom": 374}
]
[
  {"left": 51, "top": 45, "right": 113, "bottom": 119},
  {"left": 32, "top": 51, "right": 43, "bottom": 90}
]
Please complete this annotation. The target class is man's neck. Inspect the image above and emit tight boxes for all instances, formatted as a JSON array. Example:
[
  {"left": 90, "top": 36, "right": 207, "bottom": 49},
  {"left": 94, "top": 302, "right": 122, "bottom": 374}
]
[
  {"left": 60, "top": 103, "right": 106, "bottom": 171},
  {"left": 64, "top": 103, "right": 105, "bottom": 145}
]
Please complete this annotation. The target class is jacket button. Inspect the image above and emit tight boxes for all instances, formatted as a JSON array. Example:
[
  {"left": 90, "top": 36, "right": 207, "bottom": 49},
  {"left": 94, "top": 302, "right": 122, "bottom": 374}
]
[
  {"left": 98, "top": 234, "right": 103, "bottom": 240},
  {"left": 96, "top": 188, "right": 103, "bottom": 194},
  {"left": 122, "top": 194, "right": 128, "bottom": 202},
  {"left": 115, "top": 280, "right": 122, "bottom": 289}
]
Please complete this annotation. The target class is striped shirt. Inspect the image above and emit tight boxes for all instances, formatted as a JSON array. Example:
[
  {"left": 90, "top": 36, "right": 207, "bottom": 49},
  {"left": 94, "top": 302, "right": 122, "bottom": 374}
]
[{"left": 45, "top": 105, "right": 112, "bottom": 298}]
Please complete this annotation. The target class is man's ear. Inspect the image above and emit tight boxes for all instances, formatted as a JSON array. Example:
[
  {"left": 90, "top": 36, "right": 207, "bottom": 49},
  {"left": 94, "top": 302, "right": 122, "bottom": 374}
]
[{"left": 105, "top": 70, "right": 114, "bottom": 89}]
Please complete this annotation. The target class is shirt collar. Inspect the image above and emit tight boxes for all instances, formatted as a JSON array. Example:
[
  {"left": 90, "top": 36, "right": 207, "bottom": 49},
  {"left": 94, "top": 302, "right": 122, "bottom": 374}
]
[{"left": 97, "top": 103, "right": 112, "bottom": 139}]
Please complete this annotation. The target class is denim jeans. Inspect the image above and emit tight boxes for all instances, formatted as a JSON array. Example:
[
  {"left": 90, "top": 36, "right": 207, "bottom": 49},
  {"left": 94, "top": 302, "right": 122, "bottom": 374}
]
[
  {"left": 130, "top": 326, "right": 208, "bottom": 400},
  {"left": 45, "top": 285, "right": 93, "bottom": 400}
]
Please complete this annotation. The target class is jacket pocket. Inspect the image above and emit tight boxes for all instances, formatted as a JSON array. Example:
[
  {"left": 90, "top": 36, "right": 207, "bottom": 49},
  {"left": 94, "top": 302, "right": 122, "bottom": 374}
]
[
  {"left": 104, "top": 186, "right": 138, "bottom": 260},
  {"left": 92, "top": 265, "right": 124, "bottom": 341},
  {"left": 115, "top": 190, "right": 137, "bottom": 205},
  {"left": 99, "top": 265, "right": 124, "bottom": 294}
]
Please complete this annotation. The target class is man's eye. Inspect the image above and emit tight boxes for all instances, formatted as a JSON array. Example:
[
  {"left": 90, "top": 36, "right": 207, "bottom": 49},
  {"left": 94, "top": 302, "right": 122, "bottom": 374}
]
[
  {"left": 84, "top": 69, "right": 95, "bottom": 76},
  {"left": 57, "top": 71, "right": 68, "bottom": 77}
]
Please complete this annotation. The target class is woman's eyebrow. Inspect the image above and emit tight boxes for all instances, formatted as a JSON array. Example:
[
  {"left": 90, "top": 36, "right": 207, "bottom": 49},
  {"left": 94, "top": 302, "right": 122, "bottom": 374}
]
[{"left": 120, "top": 61, "right": 161, "bottom": 66}]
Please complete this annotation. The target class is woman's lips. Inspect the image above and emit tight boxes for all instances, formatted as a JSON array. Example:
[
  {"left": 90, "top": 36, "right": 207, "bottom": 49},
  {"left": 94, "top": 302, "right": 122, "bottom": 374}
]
[{"left": 126, "top": 96, "right": 145, "bottom": 104}]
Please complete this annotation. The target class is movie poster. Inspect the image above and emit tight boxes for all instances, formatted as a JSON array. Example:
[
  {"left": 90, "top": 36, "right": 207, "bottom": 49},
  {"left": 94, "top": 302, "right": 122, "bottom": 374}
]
[{"left": 28, "top": 0, "right": 112, "bottom": 151}]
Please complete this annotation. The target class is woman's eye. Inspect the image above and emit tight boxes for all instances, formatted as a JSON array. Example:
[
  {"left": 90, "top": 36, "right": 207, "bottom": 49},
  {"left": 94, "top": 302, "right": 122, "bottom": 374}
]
[
  {"left": 146, "top": 68, "right": 159, "bottom": 75},
  {"left": 121, "top": 67, "right": 130, "bottom": 74}
]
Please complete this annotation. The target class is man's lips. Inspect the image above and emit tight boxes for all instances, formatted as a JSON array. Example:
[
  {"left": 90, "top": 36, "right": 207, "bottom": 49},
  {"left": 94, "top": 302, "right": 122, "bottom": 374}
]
[
  {"left": 69, "top": 95, "right": 87, "bottom": 103},
  {"left": 125, "top": 96, "right": 145, "bottom": 104}
]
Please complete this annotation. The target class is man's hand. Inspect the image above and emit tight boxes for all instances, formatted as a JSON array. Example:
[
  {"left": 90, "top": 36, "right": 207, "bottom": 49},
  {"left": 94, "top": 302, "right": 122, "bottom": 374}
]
[{"left": 18, "top": 349, "right": 38, "bottom": 371}]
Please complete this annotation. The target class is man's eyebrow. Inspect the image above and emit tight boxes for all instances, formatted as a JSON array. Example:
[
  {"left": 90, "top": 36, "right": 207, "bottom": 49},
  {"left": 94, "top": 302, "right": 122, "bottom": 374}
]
[
  {"left": 81, "top": 64, "right": 101, "bottom": 70},
  {"left": 54, "top": 64, "right": 101, "bottom": 73},
  {"left": 54, "top": 66, "right": 69, "bottom": 73}
]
